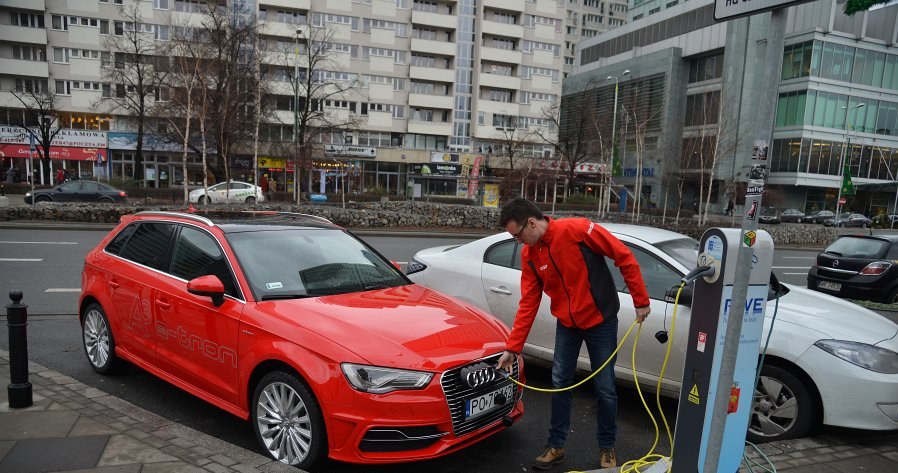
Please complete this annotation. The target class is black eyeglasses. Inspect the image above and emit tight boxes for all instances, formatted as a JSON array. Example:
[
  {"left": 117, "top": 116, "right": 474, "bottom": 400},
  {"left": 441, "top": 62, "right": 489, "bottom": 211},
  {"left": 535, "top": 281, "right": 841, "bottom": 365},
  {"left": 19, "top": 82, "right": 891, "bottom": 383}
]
[{"left": 511, "top": 219, "right": 530, "bottom": 239}]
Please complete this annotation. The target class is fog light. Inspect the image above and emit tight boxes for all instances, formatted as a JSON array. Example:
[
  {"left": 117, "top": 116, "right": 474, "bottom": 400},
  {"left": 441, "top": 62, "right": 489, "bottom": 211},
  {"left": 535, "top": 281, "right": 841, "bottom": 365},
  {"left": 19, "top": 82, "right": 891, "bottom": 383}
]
[{"left": 876, "top": 402, "right": 898, "bottom": 422}]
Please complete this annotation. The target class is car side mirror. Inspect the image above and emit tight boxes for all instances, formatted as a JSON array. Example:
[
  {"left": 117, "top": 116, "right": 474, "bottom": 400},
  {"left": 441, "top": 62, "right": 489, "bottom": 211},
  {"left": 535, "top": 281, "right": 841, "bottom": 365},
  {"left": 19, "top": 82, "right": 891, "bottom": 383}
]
[
  {"left": 665, "top": 284, "right": 692, "bottom": 306},
  {"left": 187, "top": 275, "right": 226, "bottom": 307}
]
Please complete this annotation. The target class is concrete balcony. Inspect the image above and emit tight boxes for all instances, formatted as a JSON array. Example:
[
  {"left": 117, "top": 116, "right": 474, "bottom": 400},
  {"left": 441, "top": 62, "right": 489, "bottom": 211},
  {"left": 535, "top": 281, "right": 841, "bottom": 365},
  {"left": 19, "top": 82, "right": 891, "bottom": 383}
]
[
  {"left": 484, "top": 0, "right": 524, "bottom": 11},
  {"left": 0, "top": 25, "right": 46, "bottom": 44},
  {"left": 411, "top": 10, "right": 456, "bottom": 29},
  {"left": 410, "top": 65, "right": 455, "bottom": 83},
  {"left": 480, "top": 47, "right": 521, "bottom": 65},
  {"left": 263, "top": 21, "right": 306, "bottom": 39},
  {"left": 0, "top": 58, "right": 48, "bottom": 78},
  {"left": 481, "top": 20, "right": 523, "bottom": 39},
  {"left": 411, "top": 38, "right": 456, "bottom": 57},
  {"left": 479, "top": 72, "right": 520, "bottom": 90},
  {"left": 2, "top": 0, "right": 45, "bottom": 10},
  {"left": 409, "top": 93, "right": 454, "bottom": 109},
  {"left": 476, "top": 99, "right": 519, "bottom": 116},
  {"left": 407, "top": 120, "right": 452, "bottom": 136},
  {"left": 260, "top": 0, "right": 310, "bottom": 9}
]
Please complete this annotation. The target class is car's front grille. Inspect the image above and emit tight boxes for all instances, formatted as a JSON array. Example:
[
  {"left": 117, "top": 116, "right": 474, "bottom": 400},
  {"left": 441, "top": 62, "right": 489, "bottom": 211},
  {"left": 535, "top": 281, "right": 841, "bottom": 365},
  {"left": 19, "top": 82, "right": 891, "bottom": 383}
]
[{"left": 440, "top": 353, "right": 519, "bottom": 437}]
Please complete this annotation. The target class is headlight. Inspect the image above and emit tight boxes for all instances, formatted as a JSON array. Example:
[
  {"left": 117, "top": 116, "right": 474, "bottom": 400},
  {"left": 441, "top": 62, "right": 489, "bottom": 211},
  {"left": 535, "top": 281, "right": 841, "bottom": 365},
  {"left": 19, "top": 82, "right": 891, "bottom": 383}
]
[
  {"left": 814, "top": 340, "right": 898, "bottom": 374},
  {"left": 341, "top": 363, "right": 433, "bottom": 394},
  {"left": 25, "top": 192, "right": 32, "bottom": 197}
]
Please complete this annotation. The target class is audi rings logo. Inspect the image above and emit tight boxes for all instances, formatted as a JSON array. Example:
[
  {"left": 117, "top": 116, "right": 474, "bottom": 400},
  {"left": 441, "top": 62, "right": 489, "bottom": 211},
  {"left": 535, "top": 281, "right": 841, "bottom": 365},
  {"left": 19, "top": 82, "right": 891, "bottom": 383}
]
[{"left": 460, "top": 362, "right": 496, "bottom": 388}]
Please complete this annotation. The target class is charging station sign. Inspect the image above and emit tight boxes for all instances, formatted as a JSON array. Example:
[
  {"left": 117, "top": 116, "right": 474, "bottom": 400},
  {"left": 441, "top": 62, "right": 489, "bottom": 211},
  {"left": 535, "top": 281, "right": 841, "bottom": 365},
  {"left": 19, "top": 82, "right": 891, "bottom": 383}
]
[{"left": 697, "top": 284, "right": 769, "bottom": 473}]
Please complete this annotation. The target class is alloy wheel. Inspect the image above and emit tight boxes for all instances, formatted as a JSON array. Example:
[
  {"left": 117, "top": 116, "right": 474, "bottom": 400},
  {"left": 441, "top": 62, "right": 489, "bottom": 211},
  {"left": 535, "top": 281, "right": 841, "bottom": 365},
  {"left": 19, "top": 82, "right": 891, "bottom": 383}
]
[
  {"left": 83, "top": 309, "right": 110, "bottom": 369},
  {"left": 751, "top": 374, "right": 798, "bottom": 438},
  {"left": 255, "top": 381, "right": 313, "bottom": 465}
]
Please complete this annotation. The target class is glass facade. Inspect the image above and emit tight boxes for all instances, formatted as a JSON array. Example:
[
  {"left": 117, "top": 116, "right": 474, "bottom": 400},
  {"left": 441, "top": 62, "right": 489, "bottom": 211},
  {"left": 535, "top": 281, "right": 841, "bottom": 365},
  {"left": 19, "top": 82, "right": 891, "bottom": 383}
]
[
  {"left": 782, "top": 40, "right": 898, "bottom": 90},
  {"left": 769, "top": 137, "right": 898, "bottom": 181},
  {"left": 776, "top": 91, "right": 898, "bottom": 135}
]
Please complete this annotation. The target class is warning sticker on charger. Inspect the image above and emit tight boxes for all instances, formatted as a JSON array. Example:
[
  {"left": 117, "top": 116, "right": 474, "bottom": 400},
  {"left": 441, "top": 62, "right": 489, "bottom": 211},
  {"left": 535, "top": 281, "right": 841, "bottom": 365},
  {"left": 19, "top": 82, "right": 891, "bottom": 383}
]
[{"left": 697, "top": 332, "right": 707, "bottom": 352}]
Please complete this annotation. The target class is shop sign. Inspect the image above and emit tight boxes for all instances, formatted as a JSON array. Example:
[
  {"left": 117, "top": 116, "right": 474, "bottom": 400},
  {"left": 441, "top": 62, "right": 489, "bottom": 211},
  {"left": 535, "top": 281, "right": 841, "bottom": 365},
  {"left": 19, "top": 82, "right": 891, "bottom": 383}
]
[
  {"left": 108, "top": 132, "right": 183, "bottom": 152},
  {"left": 431, "top": 151, "right": 460, "bottom": 163},
  {"left": 411, "top": 163, "right": 461, "bottom": 175},
  {"left": 324, "top": 145, "right": 376, "bottom": 158},
  {"left": 0, "top": 126, "right": 107, "bottom": 148},
  {"left": 574, "top": 162, "right": 608, "bottom": 174},
  {"left": 0, "top": 144, "right": 107, "bottom": 161}
]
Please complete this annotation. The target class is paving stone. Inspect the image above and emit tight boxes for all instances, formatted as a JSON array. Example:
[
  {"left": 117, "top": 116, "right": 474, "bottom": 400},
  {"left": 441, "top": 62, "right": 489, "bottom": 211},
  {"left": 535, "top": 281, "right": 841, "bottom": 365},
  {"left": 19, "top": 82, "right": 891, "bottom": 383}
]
[
  {"left": 0, "top": 435, "right": 109, "bottom": 473},
  {"left": 97, "top": 434, "right": 179, "bottom": 466},
  {"left": 210, "top": 453, "right": 239, "bottom": 466},
  {"left": 202, "top": 461, "right": 234, "bottom": 473},
  {"left": 0, "top": 411, "right": 80, "bottom": 440},
  {"left": 70, "top": 415, "right": 123, "bottom": 436},
  {"left": 141, "top": 461, "right": 208, "bottom": 473}
]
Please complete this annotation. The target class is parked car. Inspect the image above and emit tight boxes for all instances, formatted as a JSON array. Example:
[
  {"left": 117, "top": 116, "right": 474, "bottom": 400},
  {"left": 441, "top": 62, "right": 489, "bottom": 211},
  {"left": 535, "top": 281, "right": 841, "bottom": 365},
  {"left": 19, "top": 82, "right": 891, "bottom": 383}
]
[
  {"left": 407, "top": 225, "right": 898, "bottom": 443},
  {"left": 79, "top": 211, "right": 523, "bottom": 469},
  {"left": 871, "top": 214, "right": 898, "bottom": 228},
  {"left": 779, "top": 208, "right": 805, "bottom": 223},
  {"left": 823, "top": 212, "right": 872, "bottom": 228},
  {"left": 808, "top": 233, "right": 898, "bottom": 303},
  {"left": 800, "top": 210, "right": 835, "bottom": 224},
  {"left": 759, "top": 207, "right": 781, "bottom": 224},
  {"left": 188, "top": 180, "right": 264, "bottom": 204},
  {"left": 24, "top": 180, "right": 127, "bottom": 204}
]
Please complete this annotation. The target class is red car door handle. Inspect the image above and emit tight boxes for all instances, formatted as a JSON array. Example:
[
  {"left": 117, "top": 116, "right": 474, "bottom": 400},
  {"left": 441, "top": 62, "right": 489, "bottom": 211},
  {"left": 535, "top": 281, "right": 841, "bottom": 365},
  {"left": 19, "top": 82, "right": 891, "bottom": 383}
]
[
  {"left": 156, "top": 300, "right": 171, "bottom": 310},
  {"left": 109, "top": 281, "right": 120, "bottom": 289}
]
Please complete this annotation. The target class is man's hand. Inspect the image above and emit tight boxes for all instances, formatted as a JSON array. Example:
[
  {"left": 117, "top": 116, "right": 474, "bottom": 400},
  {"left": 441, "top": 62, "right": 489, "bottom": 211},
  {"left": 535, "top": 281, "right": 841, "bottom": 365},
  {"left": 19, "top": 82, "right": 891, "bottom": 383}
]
[
  {"left": 496, "top": 351, "right": 516, "bottom": 372},
  {"left": 635, "top": 305, "right": 650, "bottom": 323}
]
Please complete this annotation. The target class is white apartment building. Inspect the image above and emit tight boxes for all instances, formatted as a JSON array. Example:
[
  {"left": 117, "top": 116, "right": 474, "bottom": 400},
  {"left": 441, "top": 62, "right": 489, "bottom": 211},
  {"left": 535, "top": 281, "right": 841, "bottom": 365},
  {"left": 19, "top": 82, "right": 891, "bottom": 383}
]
[
  {"left": 561, "top": 0, "right": 628, "bottom": 77},
  {"left": 0, "top": 0, "right": 573, "bottom": 198}
]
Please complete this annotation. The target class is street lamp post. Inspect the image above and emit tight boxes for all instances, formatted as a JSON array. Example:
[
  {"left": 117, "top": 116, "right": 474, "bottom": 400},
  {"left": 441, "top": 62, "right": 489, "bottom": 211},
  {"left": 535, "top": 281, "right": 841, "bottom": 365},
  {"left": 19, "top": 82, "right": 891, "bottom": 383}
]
[
  {"left": 836, "top": 102, "right": 865, "bottom": 217},
  {"left": 604, "top": 69, "right": 630, "bottom": 216}
]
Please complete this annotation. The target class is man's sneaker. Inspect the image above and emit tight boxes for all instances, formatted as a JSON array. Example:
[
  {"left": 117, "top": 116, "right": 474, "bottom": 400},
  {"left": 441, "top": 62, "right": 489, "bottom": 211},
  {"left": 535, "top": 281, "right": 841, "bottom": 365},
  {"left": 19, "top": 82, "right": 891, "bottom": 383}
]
[
  {"left": 599, "top": 447, "right": 617, "bottom": 468},
  {"left": 533, "top": 447, "right": 565, "bottom": 470}
]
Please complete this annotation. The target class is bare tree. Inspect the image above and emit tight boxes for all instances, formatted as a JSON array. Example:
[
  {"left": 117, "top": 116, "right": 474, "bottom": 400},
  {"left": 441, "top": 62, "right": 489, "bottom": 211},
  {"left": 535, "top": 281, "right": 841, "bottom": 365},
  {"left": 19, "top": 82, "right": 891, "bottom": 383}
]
[
  {"left": 11, "top": 88, "right": 62, "bottom": 185},
  {"left": 98, "top": 3, "right": 169, "bottom": 181},
  {"left": 282, "top": 24, "right": 361, "bottom": 203},
  {"left": 485, "top": 115, "right": 540, "bottom": 200}
]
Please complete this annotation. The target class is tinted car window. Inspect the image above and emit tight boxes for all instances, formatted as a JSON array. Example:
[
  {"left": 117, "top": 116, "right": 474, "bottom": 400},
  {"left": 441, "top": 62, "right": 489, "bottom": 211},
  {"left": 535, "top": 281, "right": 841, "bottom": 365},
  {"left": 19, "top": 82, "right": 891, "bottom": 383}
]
[
  {"left": 105, "top": 223, "right": 138, "bottom": 255},
  {"left": 615, "top": 245, "right": 682, "bottom": 300},
  {"left": 81, "top": 181, "right": 100, "bottom": 192},
  {"left": 824, "top": 236, "right": 889, "bottom": 258},
  {"left": 58, "top": 182, "right": 81, "bottom": 191},
  {"left": 119, "top": 223, "right": 174, "bottom": 270},
  {"left": 171, "top": 226, "right": 238, "bottom": 297},
  {"left": 485, "top": 240, "right": 519, "bottom": 269}
]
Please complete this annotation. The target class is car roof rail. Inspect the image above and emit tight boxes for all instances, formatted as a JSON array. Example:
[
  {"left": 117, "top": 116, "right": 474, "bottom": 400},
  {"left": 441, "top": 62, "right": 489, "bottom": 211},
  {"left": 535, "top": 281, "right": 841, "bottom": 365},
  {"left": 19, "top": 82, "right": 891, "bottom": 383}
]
[
  {"left": 134, "top": 211, "right": 215, "bottom": 226},
  {"left": 273, "top": 211, "right": 334, "bottom": 224}
]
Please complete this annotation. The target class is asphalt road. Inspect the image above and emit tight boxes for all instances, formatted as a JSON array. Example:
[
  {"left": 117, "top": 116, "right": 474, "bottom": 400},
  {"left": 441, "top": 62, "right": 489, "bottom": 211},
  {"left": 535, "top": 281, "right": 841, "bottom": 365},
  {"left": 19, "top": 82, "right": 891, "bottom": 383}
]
[{"left": 0, "top": 226, "right": 891, "bottom": 472}]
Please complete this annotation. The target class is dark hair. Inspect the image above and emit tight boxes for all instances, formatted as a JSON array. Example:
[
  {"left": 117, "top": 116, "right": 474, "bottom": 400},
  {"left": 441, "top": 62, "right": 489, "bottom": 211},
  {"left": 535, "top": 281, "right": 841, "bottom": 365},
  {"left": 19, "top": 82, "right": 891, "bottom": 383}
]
[{"left": 499, "top": 198, "right": 544, "bottom": 227}]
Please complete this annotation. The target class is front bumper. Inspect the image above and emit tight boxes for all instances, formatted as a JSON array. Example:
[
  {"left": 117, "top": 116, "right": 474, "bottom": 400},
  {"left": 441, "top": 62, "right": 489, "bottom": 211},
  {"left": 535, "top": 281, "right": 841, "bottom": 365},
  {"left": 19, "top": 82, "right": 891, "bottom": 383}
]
[
  {"left": 797, "top": 345, "right": 898, "bottom": 430},
  {"left": 322, "top": 357, "right": 525, "bottom": 464}
]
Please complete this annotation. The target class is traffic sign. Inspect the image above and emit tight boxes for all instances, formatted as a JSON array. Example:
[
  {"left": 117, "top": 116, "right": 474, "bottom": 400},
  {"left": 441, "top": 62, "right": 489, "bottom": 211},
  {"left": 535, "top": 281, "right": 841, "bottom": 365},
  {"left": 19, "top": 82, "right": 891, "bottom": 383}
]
[
  {"left": 714, "top": 0, "right": 816, "bottom": 22},
  {"left": 838, "top": 197, "right": 847, "bottom": 205}
]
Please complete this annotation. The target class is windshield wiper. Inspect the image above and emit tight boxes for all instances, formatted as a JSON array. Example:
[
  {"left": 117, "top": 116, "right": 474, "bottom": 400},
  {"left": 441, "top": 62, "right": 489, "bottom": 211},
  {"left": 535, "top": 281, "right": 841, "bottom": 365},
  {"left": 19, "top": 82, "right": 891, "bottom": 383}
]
[
  {"left": 825, "top": 251, "right": 843, "bottom": 256},
  {"left": 260, "top": 293, "right": 320, "bottom": 300}
]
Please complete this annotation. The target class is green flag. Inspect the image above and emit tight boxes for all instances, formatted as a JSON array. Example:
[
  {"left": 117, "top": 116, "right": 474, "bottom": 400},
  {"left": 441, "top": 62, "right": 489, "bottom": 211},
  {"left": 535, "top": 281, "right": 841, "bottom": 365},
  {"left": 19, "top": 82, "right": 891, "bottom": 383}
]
[{"left": 841, "top": 163, "right": 855, "bottom": 196}]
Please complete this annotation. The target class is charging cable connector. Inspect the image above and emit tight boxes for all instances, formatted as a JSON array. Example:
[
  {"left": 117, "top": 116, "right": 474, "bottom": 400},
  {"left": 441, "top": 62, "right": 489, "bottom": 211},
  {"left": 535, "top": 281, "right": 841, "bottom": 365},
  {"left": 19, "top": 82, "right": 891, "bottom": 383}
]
[{"left": 681, "top": 265, "right": 716, "bottom": 285}]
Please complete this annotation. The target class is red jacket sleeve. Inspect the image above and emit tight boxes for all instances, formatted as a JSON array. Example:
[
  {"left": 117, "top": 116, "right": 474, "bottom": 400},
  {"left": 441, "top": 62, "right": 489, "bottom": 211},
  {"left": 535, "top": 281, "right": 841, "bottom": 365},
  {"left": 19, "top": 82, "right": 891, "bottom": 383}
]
[
  {"left": 505, "top": 250, "right": 543, "bottom": 353},
  {"left": 582, "top": 221, "right": 651, "bottom": 309}
]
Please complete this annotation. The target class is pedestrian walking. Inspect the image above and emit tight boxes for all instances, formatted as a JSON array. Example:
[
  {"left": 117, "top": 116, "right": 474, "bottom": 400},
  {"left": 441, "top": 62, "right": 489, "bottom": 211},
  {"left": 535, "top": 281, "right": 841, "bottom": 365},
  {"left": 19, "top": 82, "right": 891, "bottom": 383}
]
[
  {"left": 496, "top": 198, "right": 651, "bottom": 470},
  {"left": 56, "top": 168, "right": 65, "bottom": 185},
  {"left": 260, "top": 174, "right": 270, "bottom": 200},
  {"left": 726, "top": 199, "right": 735, "bottom": 216}
]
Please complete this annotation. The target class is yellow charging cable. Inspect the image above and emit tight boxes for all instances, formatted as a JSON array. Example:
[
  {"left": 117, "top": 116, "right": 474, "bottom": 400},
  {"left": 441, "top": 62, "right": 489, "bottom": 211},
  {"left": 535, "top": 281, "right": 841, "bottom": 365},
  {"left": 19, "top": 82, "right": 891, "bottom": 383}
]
[
  {"left": 618, "top": 282, "right": 684, "bottom": 473},
  {"left": 500, "top": 319, "right": 640, "bottom": 393}
]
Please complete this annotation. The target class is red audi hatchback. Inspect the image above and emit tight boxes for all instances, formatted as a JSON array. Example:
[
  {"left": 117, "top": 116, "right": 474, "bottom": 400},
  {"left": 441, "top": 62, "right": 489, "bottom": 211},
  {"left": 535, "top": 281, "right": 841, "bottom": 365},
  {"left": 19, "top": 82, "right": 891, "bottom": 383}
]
[{"left": 79, "top": 211, "right": 523, "bottom": 470}]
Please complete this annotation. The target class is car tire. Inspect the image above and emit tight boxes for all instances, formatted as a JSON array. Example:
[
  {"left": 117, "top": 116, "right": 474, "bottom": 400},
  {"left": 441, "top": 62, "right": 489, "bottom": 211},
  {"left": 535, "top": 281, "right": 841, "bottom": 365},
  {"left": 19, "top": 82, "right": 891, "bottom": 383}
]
[
  {"left": 35, "top": 195, "right": 51, "bottom": 203},
  {"left": 251, "top": 371, "right": 327, "bottom": 469},
  {"left": 748, "top": 364, "right": 817, "bottom": 443},
  {"left": 839, "top": 223, "right": 845, "bottom": 227},
  {"left": 885, "top": 287, "right": 898, "bottom": 304},
  {"left": 245, "top": 196, "right": 256, "bottom": 204},
  {"left": 81, "top": 303, "right": 121, "bottom": 374},
  {"left": 98, "top": 197, "right": 113, "bottom": 203},
  {"left": 201, "top": 195, "right": 210, "bottom": 205}
]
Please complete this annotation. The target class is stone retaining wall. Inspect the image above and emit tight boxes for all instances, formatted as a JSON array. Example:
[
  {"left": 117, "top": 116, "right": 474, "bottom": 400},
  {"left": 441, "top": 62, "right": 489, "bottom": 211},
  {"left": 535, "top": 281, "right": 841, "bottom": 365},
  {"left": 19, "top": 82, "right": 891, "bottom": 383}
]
[{"left": 0, "top": 200, "right": 869, "bottom": 246}]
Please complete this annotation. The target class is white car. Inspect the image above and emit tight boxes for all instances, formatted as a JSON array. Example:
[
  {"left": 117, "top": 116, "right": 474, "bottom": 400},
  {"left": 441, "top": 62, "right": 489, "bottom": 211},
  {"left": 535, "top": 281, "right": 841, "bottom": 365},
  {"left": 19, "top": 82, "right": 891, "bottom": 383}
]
[
  {"left": 406, "top": 224, "right": 898, "bottom": 443},
  {"left": 189, "top": 181, "right": 264, "bottom": 204}
]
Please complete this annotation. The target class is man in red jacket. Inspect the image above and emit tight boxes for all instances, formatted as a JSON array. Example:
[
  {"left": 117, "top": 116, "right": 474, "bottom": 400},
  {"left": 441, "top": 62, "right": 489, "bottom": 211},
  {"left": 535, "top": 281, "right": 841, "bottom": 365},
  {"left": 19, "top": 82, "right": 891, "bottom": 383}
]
[{"left": 496, "top": 198, "right": 650, "bottom": 470}]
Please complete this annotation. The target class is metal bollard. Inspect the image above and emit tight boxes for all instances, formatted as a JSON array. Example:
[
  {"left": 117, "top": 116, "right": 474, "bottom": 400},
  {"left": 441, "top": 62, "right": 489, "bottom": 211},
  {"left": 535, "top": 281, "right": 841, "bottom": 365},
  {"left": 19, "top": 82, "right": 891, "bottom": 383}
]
[{"left": 6, "top": 290, "right": 33, "bottom": 408}]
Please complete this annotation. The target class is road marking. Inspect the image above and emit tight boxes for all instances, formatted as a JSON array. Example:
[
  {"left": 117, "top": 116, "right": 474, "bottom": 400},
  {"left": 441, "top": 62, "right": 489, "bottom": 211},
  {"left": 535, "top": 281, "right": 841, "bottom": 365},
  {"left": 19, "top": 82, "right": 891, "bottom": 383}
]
[
  {"left": 0, "top": 258, "right": 43, "bottom": 262},
  {"left": 45, "top": 288, "right": 81, "bottom": 293},
  {"left": 783, "top": 272, "right": 808, "bottom": 275},
  {"left": 772, "top": 266, "right": 810, "bottom": 269},
  {"left": 782, "top": 256, "right": 815, "bottom": 259},
  {"left": 0, "top": 241, "right": 77, "bottom": 245}
]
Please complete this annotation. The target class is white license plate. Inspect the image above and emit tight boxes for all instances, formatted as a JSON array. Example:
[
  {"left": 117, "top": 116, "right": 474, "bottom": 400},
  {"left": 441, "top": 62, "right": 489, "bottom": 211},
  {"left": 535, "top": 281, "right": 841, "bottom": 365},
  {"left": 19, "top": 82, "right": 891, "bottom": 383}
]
[
  {"left": 818, "top": 281, "right": 841, "bottom": 291},
  {"left": 464, "top": 384, "right": 514, "bottom": 420}
]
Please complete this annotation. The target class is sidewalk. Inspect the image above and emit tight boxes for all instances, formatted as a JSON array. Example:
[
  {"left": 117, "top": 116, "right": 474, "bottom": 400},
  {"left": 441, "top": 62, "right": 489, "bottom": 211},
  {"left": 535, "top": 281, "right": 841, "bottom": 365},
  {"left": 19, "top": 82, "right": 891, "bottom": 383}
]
[{"left": 0, "top": 349, "right": 300, "bottom": 473}]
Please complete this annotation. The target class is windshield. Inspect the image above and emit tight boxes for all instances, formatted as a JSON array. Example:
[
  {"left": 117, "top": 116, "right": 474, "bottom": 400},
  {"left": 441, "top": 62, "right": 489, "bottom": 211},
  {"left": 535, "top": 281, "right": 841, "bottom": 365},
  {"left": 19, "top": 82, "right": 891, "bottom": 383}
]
[
  {"left": 226, "top": 228, "right": 408, "bottom": 300},
  {"left": 654, "top": 237, "right": 699, "bottom": 269}
]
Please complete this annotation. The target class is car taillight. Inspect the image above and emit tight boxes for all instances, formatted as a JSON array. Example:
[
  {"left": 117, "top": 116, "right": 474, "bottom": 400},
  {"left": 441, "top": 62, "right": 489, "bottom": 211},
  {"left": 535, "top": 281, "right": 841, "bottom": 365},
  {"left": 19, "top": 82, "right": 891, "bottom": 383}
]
[
  {"left": 119, "top": 191, "right": 127, "bottom": 197},
  {"left": 860, "top": 261, "right": 892, "bottom": 275}
]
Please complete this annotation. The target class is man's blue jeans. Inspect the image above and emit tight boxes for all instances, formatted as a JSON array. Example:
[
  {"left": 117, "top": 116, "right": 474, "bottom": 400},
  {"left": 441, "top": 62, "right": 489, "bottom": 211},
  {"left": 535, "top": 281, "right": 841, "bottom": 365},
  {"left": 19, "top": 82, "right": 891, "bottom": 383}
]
[{"left": 547, "top": 318, "right": 618, "bottom": 449}]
